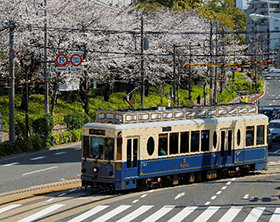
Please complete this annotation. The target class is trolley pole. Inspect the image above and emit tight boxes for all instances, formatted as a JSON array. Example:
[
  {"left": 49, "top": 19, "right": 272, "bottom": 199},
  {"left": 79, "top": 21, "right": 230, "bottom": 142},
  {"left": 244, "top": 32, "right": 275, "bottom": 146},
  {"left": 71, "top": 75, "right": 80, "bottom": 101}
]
[{"left": 9, "top": 22, "right": 15, "bottom": 144}]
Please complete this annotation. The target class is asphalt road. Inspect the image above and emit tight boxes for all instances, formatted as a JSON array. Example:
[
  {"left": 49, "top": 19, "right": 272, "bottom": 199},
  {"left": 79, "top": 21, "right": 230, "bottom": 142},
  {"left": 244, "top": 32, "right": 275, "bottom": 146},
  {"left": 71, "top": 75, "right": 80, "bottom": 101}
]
[
  {"left": 0, "top": 142, "right": 81, "bottom": 193},
  {"left": 259, "top": 76, "right": 280, "bottom": 107}
]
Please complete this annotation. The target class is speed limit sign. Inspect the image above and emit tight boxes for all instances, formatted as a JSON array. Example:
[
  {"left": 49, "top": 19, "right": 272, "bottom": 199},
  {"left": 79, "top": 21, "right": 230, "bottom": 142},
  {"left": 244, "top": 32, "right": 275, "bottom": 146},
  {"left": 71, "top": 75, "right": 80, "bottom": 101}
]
[{"left": 70, "top": 54, "right": 82, "bottom": 67}]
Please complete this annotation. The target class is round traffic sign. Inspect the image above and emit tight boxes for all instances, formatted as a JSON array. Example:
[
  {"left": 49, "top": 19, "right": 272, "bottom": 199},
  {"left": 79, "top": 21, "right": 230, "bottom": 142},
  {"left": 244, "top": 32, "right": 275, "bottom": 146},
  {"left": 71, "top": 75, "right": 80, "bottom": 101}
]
[
  {"left": 70, "top": 54, "right": 82, "bottom": 67},
  {"left": 56, "top": 54, "right": 68, "bottom": 67}
]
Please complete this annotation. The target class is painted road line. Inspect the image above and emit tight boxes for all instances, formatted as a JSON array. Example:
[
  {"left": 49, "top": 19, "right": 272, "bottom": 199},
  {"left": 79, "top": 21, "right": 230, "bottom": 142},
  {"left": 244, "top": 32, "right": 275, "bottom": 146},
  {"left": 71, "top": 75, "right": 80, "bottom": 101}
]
[
  {"left": 18, "top": 204, "right": 64, "bottom": 222},
  {"left": 142, "top": 205, "right": 176, "bottom": 222},
  {"left": 92, "top": 205, "right": 131, "bottom": 222},
  {"left": 3, "top": 162, "right": 20, "bottom": 166},
  {"left": 132, "top": 199, "right": 139, "bottom": 203},
  {"left": 211, "top": 196, "right": 217, "bottom": 200},
  {"left": 22, "top": 166, "right": 59, "bottom": 176},
  {"left": 55, "top": 152, "right": 66, "bottom": 155},
  {"left": 226, "top": 182, "right": 231, "bottom": 185},
  {"left": 0, "top": 204, "right": 21, "bottom": 214},
  {"left": 141, "top": 194, "right": 147, "bottom": 198},
  {"left": 193, "top": 206, "right": 220, "bottom": 222},
  {"left": 117, "top": 205, "right": 153, "bottom": 222},
  {"left": 218, "top": 206, "right": 242, "bottom": 222},
  {"left": 243, "top": 194, "right": 249, "bottom": 199},
  {"left": 168, "top": 206, "right": 198, "bottom": 222},
  {"left": 231, "top": 178, "right": 236, "bottom": 181},
  {"left": 205, "top": 201, "right": 211, "bottom": 205},
  {"left": 30, "top": 156, "right": 46, "bottom": 161},
  {"left": 222, "top": 186, "right": 227, "bottom": 190},
  {"left": 68, "top": 205, "right": 109, "bottom": 222},
  {"left": 269, "top": 208, "right": 280, "bottom": 222},
  {"left": 244, "top": 207, "right": 265, "bottom": 222},
  {"left": 216, "top": 191, "right": 222, "bottom": 195},
  {"left": 175, "top": 193, "right": 185, "bottom": 200}
]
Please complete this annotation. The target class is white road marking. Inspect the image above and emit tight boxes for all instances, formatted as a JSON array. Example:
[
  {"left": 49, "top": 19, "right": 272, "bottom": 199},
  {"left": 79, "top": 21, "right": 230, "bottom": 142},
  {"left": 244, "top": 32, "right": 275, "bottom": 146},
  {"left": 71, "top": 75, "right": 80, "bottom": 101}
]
[
  {"left": 244, "top": 207, "right": 265, "bottom": 222},
  {"left": 193, "top": 206, "right": 220, "bottom": 222},
  {"left": 92, "top": 205, "right": 131, "bottom": 222},
  {"left": 55, "top": 152, "right": 66, "bottom": 155},
  {"left": 270, "top": 208, "right": 280, "bottom": 222},
  {"left": 218, "top": 206, "right": 242, "bottom": 222},
  {"left": 46, "top": 198, "right": 54, "bottom": 202},
  {"left": 168, "top": 206, "right": 198, "bottom": 222},
  {"left": 211, "top": 196, "right": 217, "bottom": 200},
  {"left": 222, "top": 186, "right": 227, "bottom": 190},
  {"left": 132, "top": 199, "right": 139, "bottom": 203},
  {"left": 141, "top": 194, "right": 147, "bottom": 198},
  {"left": 175, "top": 192, "right": 185, "bottom": 200},
  {"left": 149, "top": 190, "right": 155, "bottom": 192},
  {"left": 3, "top": 162, "right": 20, "bottom": 166},
  {"left": 243, "top": 194, "right": 249, "bottom": 199},
  {"left": 231, "top": 178, "right": 236, "bottom": 181},
  {"left": 142, "top": 205, "right": 176, "bottom": 222},
  {"left": 273, "top": 100, "right": 276, "bottom": 103},
  {"left": 270, "top": 104, "right": 273, "bottom": 106},
  {"left": 0, "top": 204, "right": 21, "bottom": 214},
  {"left": 67, "top": 205, "right": 108, "bottom": 222},
  {"left": 205, "top": 201, "right": 211, "bottom": 205},
  {"left": 30, "top": 156, "right": 46, "bottom": 161},
  {"left": 22, "top": 166, "right": 58, "bottom": 176},
  {"left": 18, "top": 204, "right": 64, "bottom": 222},
  {"left": 117, "top": 205, "right": 153, "bottom": 222},
  {"left": 226, "top": 182, "right": 231, "bottom": 185},
  {"left": 216, "top": 191, "right": 222, "bottom": 195}
]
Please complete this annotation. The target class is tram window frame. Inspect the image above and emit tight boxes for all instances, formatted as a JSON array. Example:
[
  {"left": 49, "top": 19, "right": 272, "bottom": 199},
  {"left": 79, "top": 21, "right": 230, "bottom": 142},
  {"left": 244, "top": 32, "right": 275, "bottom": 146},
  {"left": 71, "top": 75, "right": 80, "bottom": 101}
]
[
  {"left": 147, "top": 137, "right": 155, "bottom": 156},
  {"left": 237, "top": 129, "right": 241, "bottom": 146},
  {"left": 82, "top": 136, "right": 89, "bottom": 158},
  {"left": 228, "top": 130, "right": 232, "bottom": 156},
  {"left": 201, "top": 130, "right": 210, "bottom": 151},
  {"left": 104, "top": 138, "right": 114, "bottom": 160},
  {"left": 127, "top": 139, "right": 132, "bottom": 168},
  {"left": 191, "top": 131, "right": 200, "bottom": 152},
  {"left": 133, "top": 138, "right": 138, "bottom": 168},
  {"left": 180, "top": 132, "right": 189, "bottom": 153},
  {"left": 213, "top": 131, "right": 217, "bottom": 149},
  {"left": 221, "top": 131, "right": 225, "bottom": 157},
  {"left": 256, "top": 125, "right": 265, "bottom": 145},
  {"left": 170, "top": 133, "right": 179, "bottom": 155},
  {"left": 246, "top": 126, "right": 255, "bottom": 147},
  {"left": 158, "top": 133, "right": 168, "bottom": 156},
  {"left": 117, "top": 138, "right": 122, "bottom": 160}
]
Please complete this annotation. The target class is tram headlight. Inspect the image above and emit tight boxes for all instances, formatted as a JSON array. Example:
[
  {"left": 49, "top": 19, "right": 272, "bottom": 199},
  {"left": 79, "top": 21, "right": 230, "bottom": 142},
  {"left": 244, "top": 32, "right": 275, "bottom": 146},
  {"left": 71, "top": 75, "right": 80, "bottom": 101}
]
[{"left": 93, "top": 167, "right": 99, "bottom": 173}]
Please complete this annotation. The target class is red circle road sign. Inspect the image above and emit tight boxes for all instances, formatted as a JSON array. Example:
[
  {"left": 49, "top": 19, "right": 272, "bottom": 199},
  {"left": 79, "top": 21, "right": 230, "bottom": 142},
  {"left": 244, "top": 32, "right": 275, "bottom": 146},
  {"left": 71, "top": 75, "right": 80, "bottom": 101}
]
[
  {"left": 70, "top": 54, "right": 82, "bottom": 67},
  {"left": 56, "top": 54, "right": 68, "bottom": 67}
]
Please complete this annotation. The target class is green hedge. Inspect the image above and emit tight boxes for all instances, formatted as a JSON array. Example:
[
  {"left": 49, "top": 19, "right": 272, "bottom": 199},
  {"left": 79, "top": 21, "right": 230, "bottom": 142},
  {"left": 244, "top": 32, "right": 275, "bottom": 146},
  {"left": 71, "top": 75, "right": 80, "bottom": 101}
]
[{"left": 51, "top": 129, "right": 82, "bottom": 146}]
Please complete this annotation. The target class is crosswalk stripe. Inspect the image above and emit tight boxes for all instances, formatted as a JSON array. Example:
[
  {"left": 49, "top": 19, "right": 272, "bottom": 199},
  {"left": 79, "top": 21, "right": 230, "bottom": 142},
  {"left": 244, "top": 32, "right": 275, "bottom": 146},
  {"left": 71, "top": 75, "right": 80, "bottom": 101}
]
[
  {"left": 244, "top": 207, "right": 265, "bottom": 222},
  {"left": 67, "top": 205, "right": 109, "bottom": 222},
  {"left": 0, "top": 204, "right": 21, "bottom": 214},
  {"left": 269, "top": 208, "right": 280, "bottom": 222},
  {"left": 17, "top": 204, "right": 64, "bottom": 222},
  {"left": 193, "top": 206, "right": 220, "bottom": 222},
  {"left": 168, "top": 206, "right": 198, "bottom": 222},
  {"left": 142, "top": 205, "right": 176, "bottom": 222},
  {"left": 116, "top": 205, "right": 153, "bottom": 222},
  {"left": 91, "top": 205, "right": 131, "bottom": 222},
  {"left": 218, "top": 206, "right": 242, "bottom": 222}
]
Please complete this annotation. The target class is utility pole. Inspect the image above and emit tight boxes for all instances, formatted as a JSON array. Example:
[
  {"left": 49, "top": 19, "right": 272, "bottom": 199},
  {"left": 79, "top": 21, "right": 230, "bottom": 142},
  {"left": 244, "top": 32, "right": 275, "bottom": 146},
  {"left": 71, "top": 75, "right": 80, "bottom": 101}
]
[
  {"left": 214, "top": 21, "right": 219, "bottom": 105},
  {"left": 188, "top": 43, "right": 192, "bottom": 102},
  {"left": 209, "top": 21, "right": 213, "bottom": 105},
  {"left": 173, "top": 44, "right": 176, "bottom": 104},
  {"left": 9, "top": 22, "right": 15, "bottom": 144},
  {"left": 140, "top": 14, "right": 145, "bottom": 108},
  {"left": 44, "top": 0, "right": 49, "bottom": 114}
]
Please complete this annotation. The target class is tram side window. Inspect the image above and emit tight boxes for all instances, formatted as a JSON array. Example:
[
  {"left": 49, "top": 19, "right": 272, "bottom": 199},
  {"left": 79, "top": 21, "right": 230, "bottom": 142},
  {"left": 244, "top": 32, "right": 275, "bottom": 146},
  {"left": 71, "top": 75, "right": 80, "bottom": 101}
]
[
  {"left": 158, "top": 134, "right": 168, "bottom": 156},
  {"left": 180, "top": 132, "right": 189, "bottom": 153},
  {"left": 257, "top": 125, "right": 265, "bottom": 145},
  {"left": 117, "top": 138, "right": 122, "bottom": 160},
  {"left": 82, "top": 136, "right": 89, "bottom": 158},
  {"left": 91, "top": 137, "right": 104, "bottom": 159},
  {"left": 201, "top": 130, "right": 210, "bottom": 151},
  {"left": 228, "top": 130, "right": 232, "bottom": 156},
  {"left": 133, "top": 138, "right": 138, "bottom": 168},
  {"left": 246, "top": 126, "right": 254, "bottom": 146},
  {"left": 221, "top": 131, "right": 225, "bottom": 157},
  {"left": 104, "top": 138, "right": 114, "bottom": 160},
  {"left": 170, "top": 133, "right": 178, "bottom": 155},
  {"left": 191, "top": 131, "right": 199, "bottom": 152},
  {"left": 127, "top": 139, "right": 132, "bottom": 168}
]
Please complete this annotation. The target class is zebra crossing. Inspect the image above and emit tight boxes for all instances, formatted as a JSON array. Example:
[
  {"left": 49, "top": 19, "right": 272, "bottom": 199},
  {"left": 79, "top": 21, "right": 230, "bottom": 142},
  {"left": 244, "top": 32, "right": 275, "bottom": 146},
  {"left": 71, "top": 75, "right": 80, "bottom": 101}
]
[{"left": 1, "top": 203, "right": 280, "bottom": 222}]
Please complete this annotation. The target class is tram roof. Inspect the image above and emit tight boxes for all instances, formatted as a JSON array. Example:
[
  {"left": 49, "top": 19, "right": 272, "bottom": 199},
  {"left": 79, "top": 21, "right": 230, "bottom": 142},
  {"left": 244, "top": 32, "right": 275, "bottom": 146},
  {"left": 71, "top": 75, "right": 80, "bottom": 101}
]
[{"left": 83, "top": 114, "right": 267, "bottom": 130}]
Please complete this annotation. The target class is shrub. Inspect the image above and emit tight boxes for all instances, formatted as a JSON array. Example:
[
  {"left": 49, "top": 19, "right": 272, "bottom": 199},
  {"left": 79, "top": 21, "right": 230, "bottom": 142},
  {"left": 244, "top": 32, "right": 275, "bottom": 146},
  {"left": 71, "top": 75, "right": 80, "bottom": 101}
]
[
  {"left": 29, "top": 136, "right": 44, "bottom": 150},
  {"left": 32, "top": 114, "right": 54, "bottom": 146},
  {"left": 64, "top": 112, "right": 89, "bottom": 130}
]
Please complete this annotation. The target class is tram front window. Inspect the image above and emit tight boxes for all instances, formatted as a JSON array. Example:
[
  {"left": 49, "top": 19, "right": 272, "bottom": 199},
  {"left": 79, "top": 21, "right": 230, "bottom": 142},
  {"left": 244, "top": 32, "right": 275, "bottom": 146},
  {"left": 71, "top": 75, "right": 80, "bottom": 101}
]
[{"left": 90, "top": 137, "right": 115, "bottom": 160}]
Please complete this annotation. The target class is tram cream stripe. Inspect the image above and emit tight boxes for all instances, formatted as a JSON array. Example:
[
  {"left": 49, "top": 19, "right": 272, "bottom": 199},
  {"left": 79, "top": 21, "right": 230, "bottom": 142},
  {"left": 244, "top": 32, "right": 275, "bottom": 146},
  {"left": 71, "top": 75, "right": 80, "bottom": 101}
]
[
  {"left": 91, "top": 205, "right": 131, "bottom": 222},
  {"left": 243, "top": 207, "right": 265, "bottom": 222},
  {"left": 269, "top": 208, "right": 280, "bottom": 222},
  {"left": 218, "top": 206, "right": 242, "bottom": 222},
  {"left": 142, "top": 205, "right": 176, "bottom": 222},
  {"left": 0, "top": 204, "right": 21, "bottom": 214},
  {"left": 193, "top": 206, "right": 220, "bottom": 222},
  {"left": 17, "top": 204, "right": 64, "bottom": 222},
  {"left": 168, "top": 206, "right": 198, "bottom": 222},
  {"left": 68, "top": 205, "right": 108, "bottom": 222},
  {"left": 116, "top": 205, "right": 153, "bottom": 222}
]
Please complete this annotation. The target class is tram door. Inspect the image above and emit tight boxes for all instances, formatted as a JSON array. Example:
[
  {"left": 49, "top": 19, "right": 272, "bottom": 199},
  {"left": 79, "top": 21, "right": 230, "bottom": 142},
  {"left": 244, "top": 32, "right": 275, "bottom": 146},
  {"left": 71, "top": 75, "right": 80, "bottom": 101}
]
[
  {"left": 126, "top": 138, "right": 139, "bottom": 177},
  {"left": 220, "top": 129, "right": 233, "bottom": 165}
]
